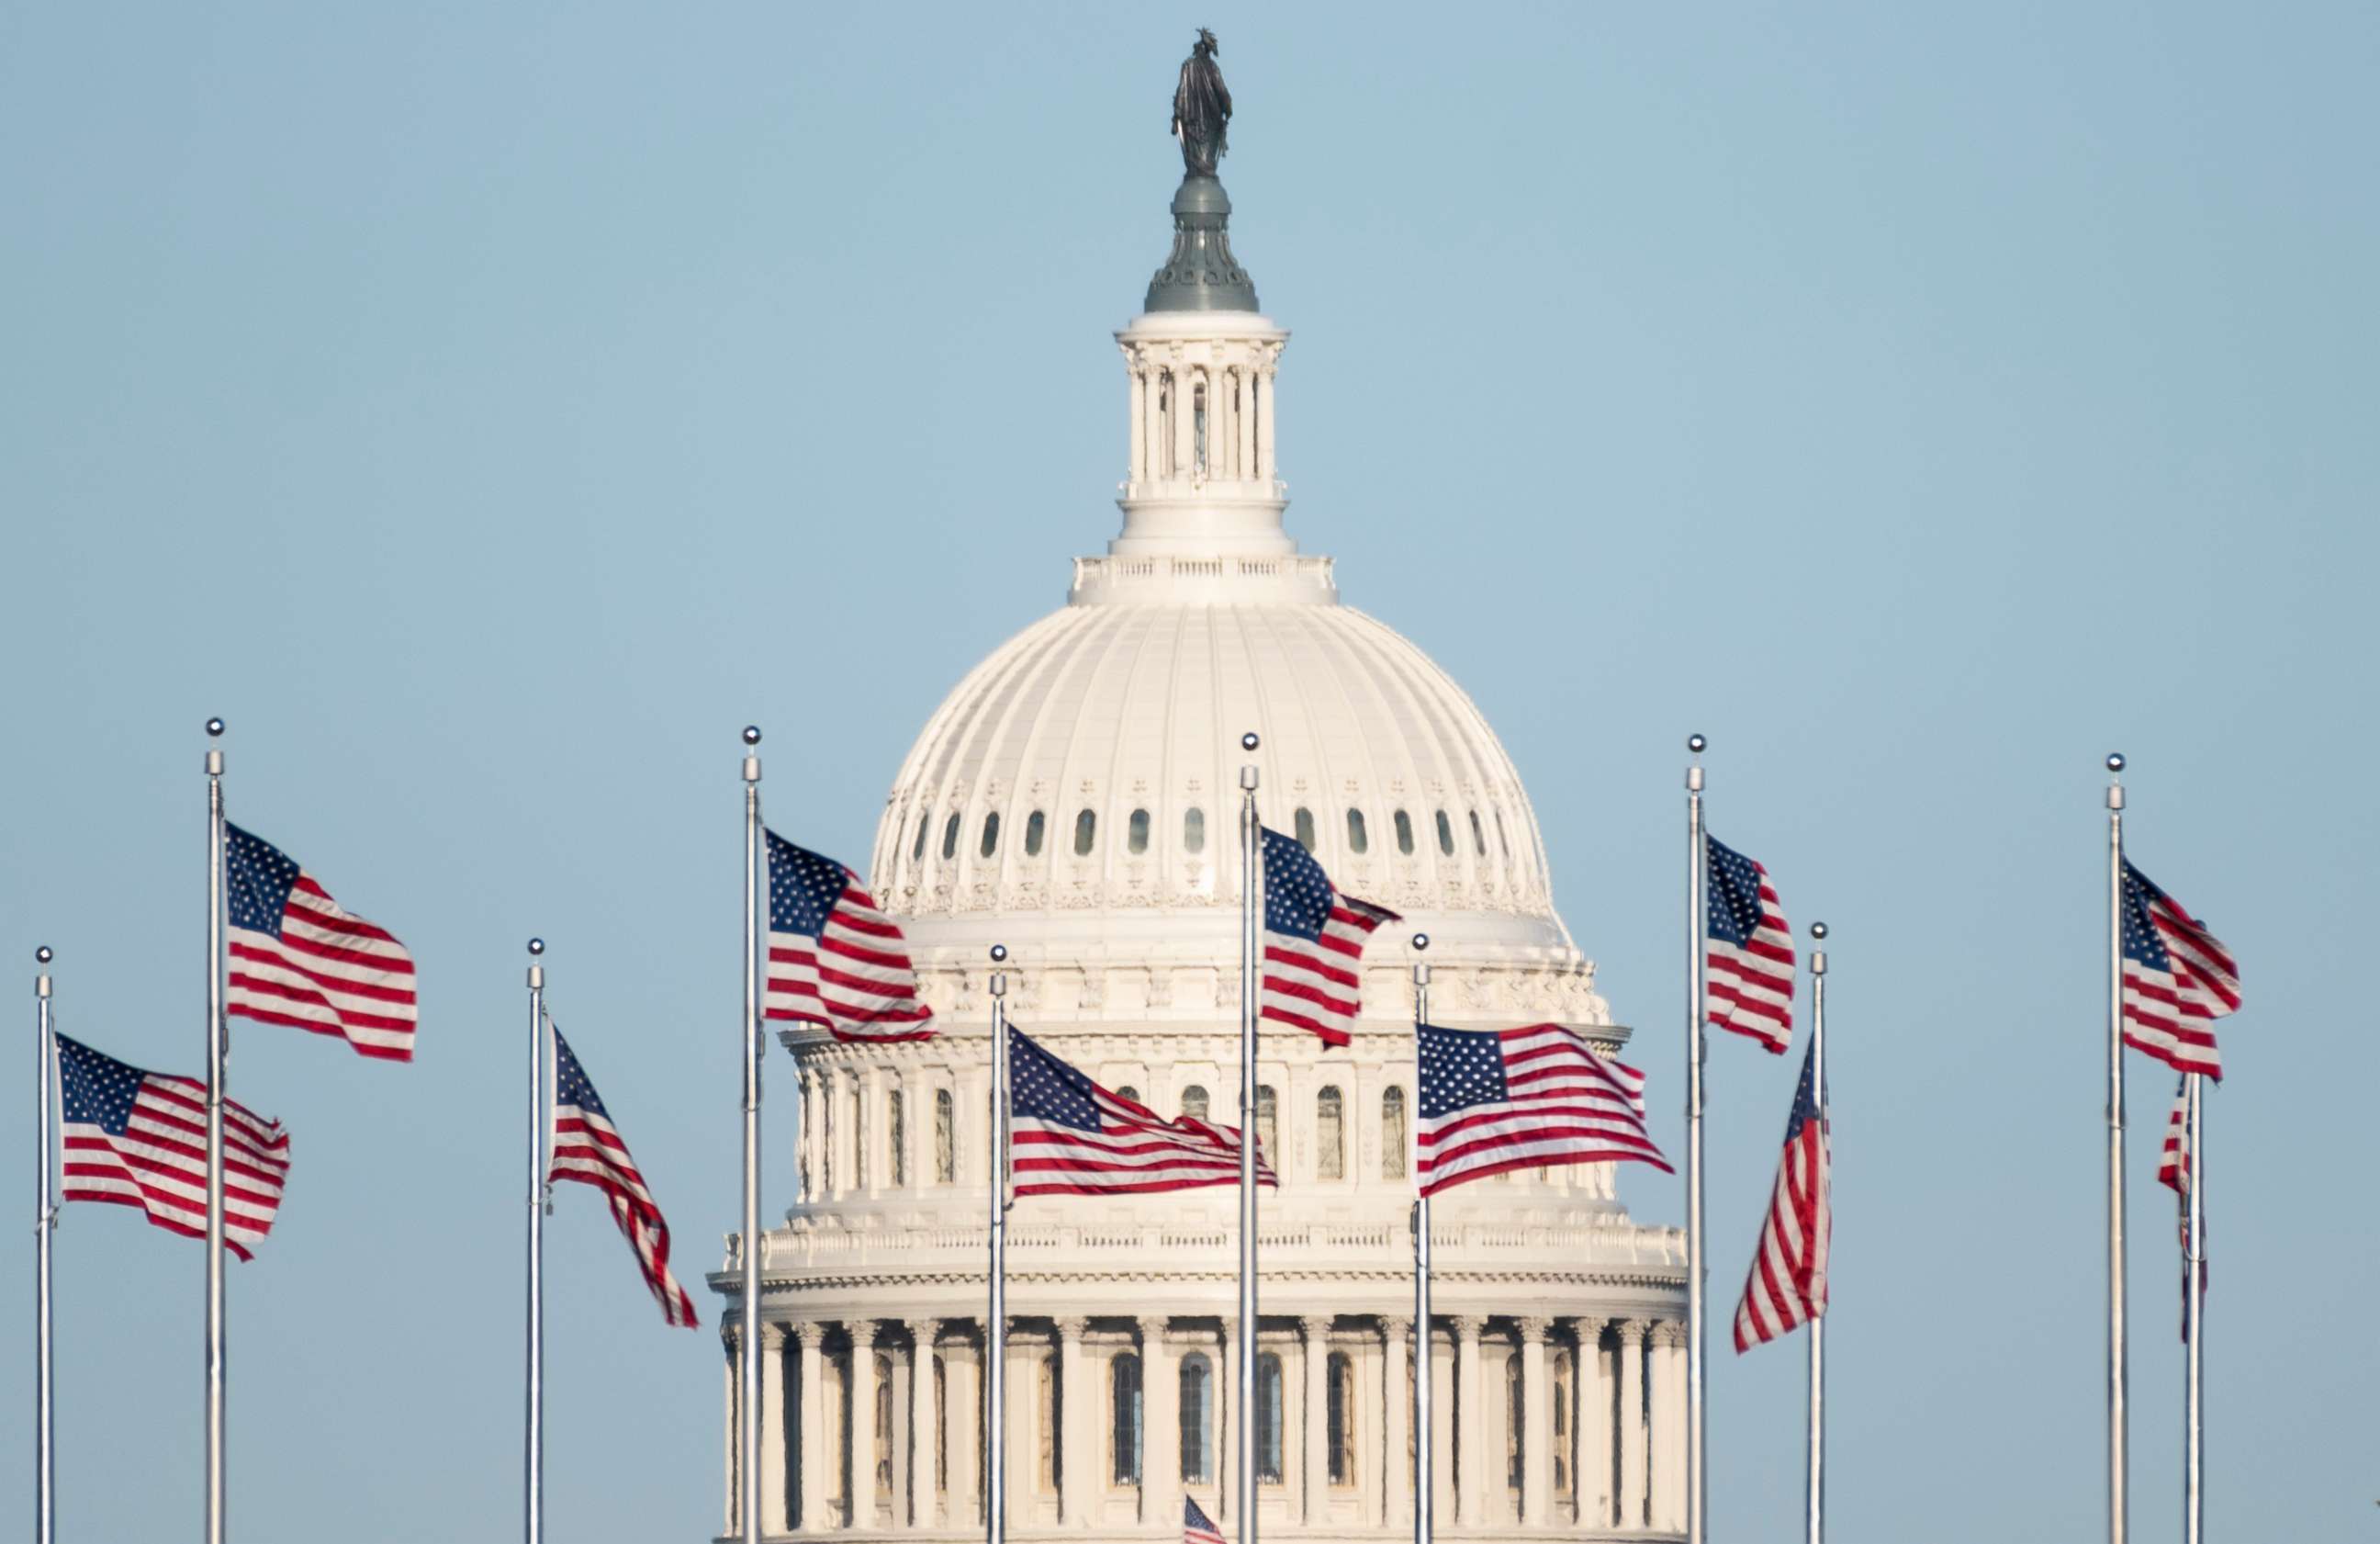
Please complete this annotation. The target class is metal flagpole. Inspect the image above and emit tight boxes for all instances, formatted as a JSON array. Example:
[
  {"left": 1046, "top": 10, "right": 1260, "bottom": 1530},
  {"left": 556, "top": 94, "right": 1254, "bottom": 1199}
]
[
  {"left": 2105, "top": 751, "right": 2128, "bottom": 1544},
  {"left": 35, "top": 945, "right": 57, "bottom": 1544},
  {"left": 739, "top": 727, "right": 764, "bottom": 1544},
  {"left": 1409, "top": 933, "right": 1432, "bottom": 1544},
  {"left": 1684, "top": 732, "right": 1708, "bottom": 1544},
  {"left": 986, "top": 944, "right": 1010, "bottom": 1544},
  {"left": 2184, "top": 1073, "right": 2204, "bottom": 1544},
  {"left": 204, "top": 716, "right": 228, "bottom": 1544},
  {"left": 1237, "top": 730, "right": 1262, "bottom": 1544},
  {"left": 1806, "top": 922, "right": 1829, "bottom": 1544},
  {"left": 525, "top": 938, "right": 548, "bottom": 1544}
]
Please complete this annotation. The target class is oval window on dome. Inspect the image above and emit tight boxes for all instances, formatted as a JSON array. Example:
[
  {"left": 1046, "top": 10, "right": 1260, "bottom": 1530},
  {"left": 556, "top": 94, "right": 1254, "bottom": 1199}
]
[
  {"left": 913, "top": 811, "right": 931, "bottom": 862},
  {"left": 942, "top": 813, "right": 961, "bottom": 861},
  {"left": 1128, "top": 808, "right": 1151, "bottom": 855},
  {"left": 1470, "top": 810, "right": 1488, "bottom": 856},
  {"left": 1025, "top": 809, "right": 1046, "bottom": 857},
  {"left": 1294, "top": 807, "right": 1316, "bottom": 852},
  {"left": 1073, "top": 809, "right": 1097, "bottom": 856},
  {"left": 980, "top": 812, "right": 1001, "bottom": 859},
  {"left": 1435, "top": 810, "right": 1455, "bottom": 856},
  {"left": 1184, "top": 806, "right": 1206, "bottom": 853},
  {"left": 1394, "top": 809, "right": 1415, "bottom": 856},
  {"left": 1346, "top": 808, "right": 1368, "bottom": 854},
  {"left": 1495, "top": 809, "right": 1510, "bottom": 859}
]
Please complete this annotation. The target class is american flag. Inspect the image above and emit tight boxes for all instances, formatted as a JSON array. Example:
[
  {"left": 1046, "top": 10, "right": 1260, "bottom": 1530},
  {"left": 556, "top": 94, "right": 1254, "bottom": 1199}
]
[
  {"left": 2120, "top": 860, "right": 2240, "bottom": 1079},
  {"left": 546, "top": 1024, "right": 699, "bottom": 1328},
  {"left": 1184, "top": 1494, "right": 1228, "bottom": 1544},
  {"left": 1417, "top": 1021, "right": 1669, "bottom": 1196},
  {"left": 1259, "top": 826, "right": 1398, "bottom": 1047},
  {"left": 1705, "top": 833, "right": 1793, "bottom": 1054},
  {"left": 225, "top": 823, "right": 417, "bottom": 1062},
  {"left": 1008, "top": 1025, "right": 1275, "bottom": 1198},
  {"left": 55, "top": 1033, "right": 290, "bottom": 1259},
  {"left": 1733, "top": 1038, "right": 1830, "bottom": 1353},
  {"left": 764, "top": 829, "right": 934, "bottom": 1042},
  {"left": 2157, "top": 1074, "right": 2208, "bottom": 1333}
]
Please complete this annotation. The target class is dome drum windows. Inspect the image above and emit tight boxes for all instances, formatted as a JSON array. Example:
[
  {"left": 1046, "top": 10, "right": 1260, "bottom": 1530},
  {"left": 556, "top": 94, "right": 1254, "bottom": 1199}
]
[
  {"left": 1073, "top": 809, "right": 1097, "bottom": 857},
  {"left": 1024, "top": 809, "right": 1046, "bottom": 857},
  {"left": 1394, "top": 809, "right": 1415, "bottom": 856},
  {"left": 1316, "top": 1087, "right": 1344, "bottom": 1180},
  {"left": 941, "top": 814, "right": 960, "bottom": 862},
  {"left": 1345, "top": 808, "right": 1368, "bottom": 853},
  {"left": 1183, "top": 806, "right": 1206, "bottom": 853},
  {"left": 1292, "top": 807, "right": 1316, "bottom": 852},
  {"left": 1435, "top": 810, "right": 1455, "bottom": 856},
  {"left": 980, "top": 812, "right": 1001, "bottom": 859},
  {"left": 912, "top": 812, "right": 932, "bottom": 863},
  {"left": 1128, "top": 808, "right": 1151, "bottom": 855},
  {"left": 1469, "top": 810, "right": 1488, "bottom": 857}
]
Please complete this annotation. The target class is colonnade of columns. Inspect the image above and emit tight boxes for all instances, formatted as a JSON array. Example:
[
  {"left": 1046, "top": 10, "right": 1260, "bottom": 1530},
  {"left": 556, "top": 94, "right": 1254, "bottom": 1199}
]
[
  {"left": 723, "top": 1311, "right": 1687, "bottom": 1538},
  {"left": 1119, "top": 348, "right": 1277, "bottom": 486}
]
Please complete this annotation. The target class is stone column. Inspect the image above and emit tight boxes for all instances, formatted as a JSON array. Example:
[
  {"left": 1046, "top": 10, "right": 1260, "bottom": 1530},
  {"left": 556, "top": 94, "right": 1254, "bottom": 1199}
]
[
  {"left": 1256, "top": 363, "right": 1278, "bottom": 480},
  {"left": 1005, "top": 1334, "right": 1034, "bottom": 1516},
  {"left": 1617, "top": 1321, "right": 1649, "bottom": 1531},
  {"left": 1301, "top": 1316, "right": 1331, "bottom": 1523},
  {"left": 1127, "top": 355, "right": 1147, "bottom": 482},
  {"left": 849, "top": 1323, "right": 880, "bottom": 1528},
  {"left": 796, "top": 1325, "right": 829, "bottom": 1533},
  {"left": 758, "top": 1324, "right": 789, "bottom": 1536},
  {"left": 1056, "top": 1317, "right": 1091, "bottom": 1527},
  {"left": 1520, "top": 1317, "right": 1553, "bottom": 1527},
  {"left": 909, "top": 1321, "right": 939, "bottom": 1528},
  {"left": 1452, "top": 1316, "right": 1484, "bottom": 1526},
  {"left": 1429, "top": 1320, "right": 1455, "bottom": 1527},
  {"left": 1382, "top": 1318, "right": 1410, "bottom": 1529},
  {"left": 1170, "top": 358, "right": 1194, "bottom": 479},
  {"left": 1579, "top": 1320, "right": 1613, "bottom": 1528},
  {"left": 1141, "top": 1317, "right": 1177, "bottom": 1526},
  {"left": 1649, "top": 1322, "right": 1686, "bottom": 1532},
  {"left": 948, "top": 1336, "right": 982, "bottom": 1527}
]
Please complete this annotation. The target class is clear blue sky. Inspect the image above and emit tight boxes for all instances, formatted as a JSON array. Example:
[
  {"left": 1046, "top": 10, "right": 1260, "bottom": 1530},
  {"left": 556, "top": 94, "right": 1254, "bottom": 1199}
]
[{"left": 3, "top": 5, "right": 2371, "bottom": 1539}]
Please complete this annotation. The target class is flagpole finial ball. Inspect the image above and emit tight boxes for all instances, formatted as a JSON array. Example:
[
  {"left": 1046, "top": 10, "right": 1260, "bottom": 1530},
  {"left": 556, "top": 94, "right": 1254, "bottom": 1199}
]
[
  {"left": 526, "top": 938, "right": 544, "bottom": 957},
  {"left": 36, "top": 945, "right": 52, "bottom": 964},
  {"left": 1410, "top": 932, "right": 1430, "bottom": 952},
  {"left": 1810, "top": 921, "right": 1828, "bottom": 941},
  {"left": 743, "top": 726, "right": 762, "bottom": 747},
  {"left": 206, "top": 717, "right": 225, "bottom": 738},
  {"left": 1241, "top": 731, "right": 1260, "bottom": 751},
  {"left": 989, "top": 944, "right": 1008, "bottom": 964},
  {"left": 2105, "top": 752, "right": 2125, "bottom": 773},
  {"left": 1687, "top": 733, "right": 1706, "bottom": 755}
]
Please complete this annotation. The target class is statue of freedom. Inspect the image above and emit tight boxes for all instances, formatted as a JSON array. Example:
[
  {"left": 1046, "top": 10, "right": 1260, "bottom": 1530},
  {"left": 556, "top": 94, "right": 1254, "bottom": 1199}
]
[{"left": 1171, "top": 28, "right": 1231, "bottom": 177}]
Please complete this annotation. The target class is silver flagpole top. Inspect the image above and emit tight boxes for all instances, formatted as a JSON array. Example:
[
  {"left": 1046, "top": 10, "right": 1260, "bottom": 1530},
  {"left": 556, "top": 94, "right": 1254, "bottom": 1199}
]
[
  {"left": 742, "top": 726, "right": 762, "bottom": 783},
  {"left": 1687, "top": 733, "right": 1705, "bottom": 792},
  {"left": 2106, "top": 752, "right": 2125, "bottom": 810},
  {"left": 1241, "top": 729, "right": 1260, "bottom": 789},
  {"left": 206, "top": 716, "right": 225, "bottom": 775},
  {"left": 526, "top": 936, "right": 544, "bottom": 989},
  {"left": 36, "top": 944, "right": 52, "bottom": 997},
  {"left": 1810, "top": 920, "right": 1828, "bottom": 975},
  {"left": 206, "top": 717, "right": 225, "bottom": 738},
  {"left": 989, "top": 943, "right": 1008, "bottom": 996}
]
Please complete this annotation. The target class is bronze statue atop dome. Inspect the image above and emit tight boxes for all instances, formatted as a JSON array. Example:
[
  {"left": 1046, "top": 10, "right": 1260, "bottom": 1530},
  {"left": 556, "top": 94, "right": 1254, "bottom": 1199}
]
[{"left": 1171, "top": 28, "right": 1231, "bottom": 177}]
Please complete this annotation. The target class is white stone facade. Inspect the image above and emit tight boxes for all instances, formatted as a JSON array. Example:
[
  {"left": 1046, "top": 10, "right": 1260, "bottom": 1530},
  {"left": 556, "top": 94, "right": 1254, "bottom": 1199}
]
[{"left": 712, "top": 163, "right": 1687, "bottom": 1544}]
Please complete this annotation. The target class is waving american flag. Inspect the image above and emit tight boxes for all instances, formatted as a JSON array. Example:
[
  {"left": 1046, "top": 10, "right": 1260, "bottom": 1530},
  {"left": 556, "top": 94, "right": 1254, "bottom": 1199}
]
[
  {"left": 1417, "top": 1021, "right": 1668, "bottom": 1196},
  {"left": 1733, "top": 1038, "right": 1830, "bottom": 1353},
  {"left": 1704, "top": 833, "right": 1794, "bottom": 1054},
  {"left": 1184, "top": 1495, "right": 1228, "bottom": 1544},
  {"left": 1259, "top": 826, "right": 1398, "bottom": 1046},
  {"left": 1008, "top": 1025, "right": 1274, "bottom": 1198},
  {"left": 765, "top": 830, "right": 934, "bottom": 1042},
  {"left": 225, "top": 823, "right": 417, "bottom": 1061},
  {"left": 547, "top": 1024, "right": 698, "bottom": 1327},
  {"left": 2120, "top": 860, "right": 2240, "bottom": 1079}
]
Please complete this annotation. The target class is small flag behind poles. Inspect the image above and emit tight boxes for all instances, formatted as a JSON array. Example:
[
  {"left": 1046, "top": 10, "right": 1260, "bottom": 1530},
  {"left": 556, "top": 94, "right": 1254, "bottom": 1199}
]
[
  {"left": 1008, "top": 1025, "right": 1275, "bottom": 1197},
  {"left": 56, "top": 1034, "right": 290, "bottom": 1259},
  {"left": 2157, "top": 1076, "right": 2207, "bottom": 1336},
  {"left": 547, "top": 1025, "right": 699, "bottom": 1327},
  {"left": 2119, "top": 860, "right": 2240, "bottom": 1078},
  {"left": 1417, "top": 1022, "right": 1670, "bottom": 1196},
  {"left": 763, "top": 830, "right": 934, "bottom": 1042},
  {"left": 1704, "top": 833, "right": 1794, "bottom": 1053},
  {"left": 1732, "top": 1038, "right": 1830, "bottom": 1353},
  {"left": 1184, "top": 1494, "right": 1228, "bottom": 1544},
  {"left": 1258, "top": 826, "right": 1398, "bottom": 1046},
  {"left": 224, "top": 823, "right": 418, "bottom": 1061}
]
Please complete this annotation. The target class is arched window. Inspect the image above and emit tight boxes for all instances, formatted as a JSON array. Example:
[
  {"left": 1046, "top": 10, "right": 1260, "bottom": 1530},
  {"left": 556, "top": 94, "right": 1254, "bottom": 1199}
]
[
  {"left": 1346, "top": 808, "right": 1369, "bottom": 853},
  {"left": 1504, "top": 1351, "right": 1524, "bottom": 1495},
  {"left": 1111, "top": 1353, "right": 1143, "bottom": 1484},
  {"left": 941, "top": 813, "right": 960, "bottom": 861},
  {"left": 889, "top": 1090, "right": 906, "bottom": 1187},
  {"left": 1193, "top": 380, "right": 1208, "bottom": 475},
  {"left": 1255, "top": 1353, "right": 1285, "bottom": 1483},
  {"left": 1327, "top": 1350, "right": 1357, "bottom": 1486},
  {"left": 1293, "top": 807, "right": 1316, "bottom": 852},
  {"left": 1179, "top": 1353, "right": 1214, "bottom": 1483},
  {"left": 1394, "top": 809, "right": 1415, "bottom": 855},
  {"left": 1381, "top": 1087, "right": 1408, "bottom": 1179},
  {"left": 1552, "top": 1345, "right": 1576, "bottom": 1504},
  {"left": 1470, "top": 810, "right": 1488, "bottom": 856},
  {"left": 1255, "top": 1086, "right": 1278, "bottom": 1165},
  {"left": 1115, "top": 1085, "right": 1139, "bottom": 1107},
  {"left": 1184, "top": 806, "right": 1206, "bottom": 853},
  {"left": 934, "top": 1089, "right": 955, "bottom": 1185},
  {"left": 1025, "top": 810, "right": 1046, "bottom": 857},
  {"left": 1181, "top": 1085, "right": 1209, "bottom": 1121},
  {"left": 1128, "top": 808, "right": 1151, "bottom": 855},
  {"left": 980, "top": 812, "right": 1001, "bottom": 859},
  {"left": 912, "top": 812, "right": 931, "bottom": 862},
  {"left": 1316, "top": 1087, "right": 1344, "bottom": 1180},
  {"left": 1073, "top": 810, "right": 1097, "bottom": 856},
  {"left": 853, "top": 1093, "right": 868, "bottom": 1190},
  {"left": 1435, "top": 810, "right": 1456, "bottom": 856}
]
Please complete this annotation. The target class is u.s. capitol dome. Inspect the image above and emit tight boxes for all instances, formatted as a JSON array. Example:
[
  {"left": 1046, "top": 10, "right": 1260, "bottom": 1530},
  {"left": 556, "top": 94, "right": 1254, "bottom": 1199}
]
[{"left": 715, "top": 102, "right": 1689, "bottom": 1544}]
